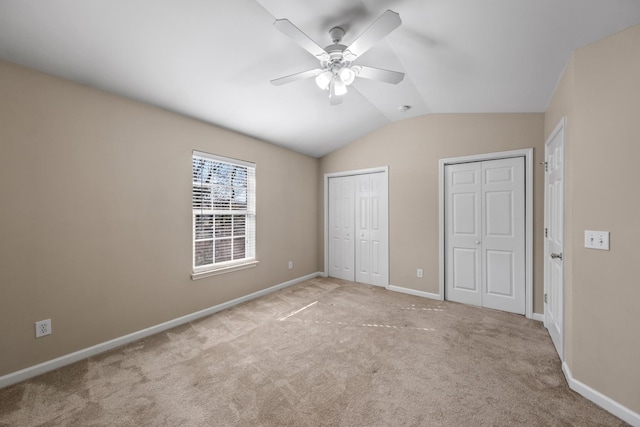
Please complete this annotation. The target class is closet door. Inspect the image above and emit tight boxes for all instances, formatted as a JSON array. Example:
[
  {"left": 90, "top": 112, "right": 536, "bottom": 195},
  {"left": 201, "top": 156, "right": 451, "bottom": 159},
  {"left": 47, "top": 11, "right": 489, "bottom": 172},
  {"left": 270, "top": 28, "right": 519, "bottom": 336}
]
[
  {"left": 481, "top": 158, "right": 525, "bottom": 314},
  {"left": 355, "top": 175, "right": 371, "bottom": 283},
  {"left": 328, "top": 172, "right": 388, "bottom": 286},
  {"left": 328, "top": 176, "right": 354, "bottom": 281},
  {"left": 355, "top": 172, "right": 388, "bottom": 286},
  {"left": 445, "top": 157, "right": 525, "bottom": 315},
  {"left": 445, "top": 163, "right": 483, "bottom": 306}
]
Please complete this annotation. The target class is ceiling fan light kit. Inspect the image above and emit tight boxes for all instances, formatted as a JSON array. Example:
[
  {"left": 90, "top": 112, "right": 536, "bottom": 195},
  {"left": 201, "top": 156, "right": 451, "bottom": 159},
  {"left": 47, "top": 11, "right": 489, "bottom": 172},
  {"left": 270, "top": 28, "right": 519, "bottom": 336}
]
[
  {"left": 333, "top": 79, "right": 347, "bottom": 96},
  {"left": 314, "top": 53, "right": 356, "bottom": 91},
  {"left": 338, "top": 67, "right": 356, "bottom": 85},
  {"left": 315, "top": 71, "right": 332, "bottom": 90},
  {"left": 271, "top": 10, "right": 405, "bottom": 105}
]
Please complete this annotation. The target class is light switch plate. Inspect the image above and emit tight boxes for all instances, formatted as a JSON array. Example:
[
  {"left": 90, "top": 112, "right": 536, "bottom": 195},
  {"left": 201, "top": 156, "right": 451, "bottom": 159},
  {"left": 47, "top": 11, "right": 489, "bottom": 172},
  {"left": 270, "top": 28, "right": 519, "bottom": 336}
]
[{"left": 584, "top": 230, "right": 610, "bottom": 250}]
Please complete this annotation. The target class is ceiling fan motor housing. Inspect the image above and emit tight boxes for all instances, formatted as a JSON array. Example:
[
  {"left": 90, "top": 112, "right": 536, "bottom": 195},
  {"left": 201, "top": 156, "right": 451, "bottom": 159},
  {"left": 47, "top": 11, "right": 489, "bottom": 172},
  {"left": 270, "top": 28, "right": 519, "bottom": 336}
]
[
  {"left": 325, "top": 45, "right": 348, "bottom": 64},
  {"left": 329, "top": 26, "right": 345, "bottom": 44}
]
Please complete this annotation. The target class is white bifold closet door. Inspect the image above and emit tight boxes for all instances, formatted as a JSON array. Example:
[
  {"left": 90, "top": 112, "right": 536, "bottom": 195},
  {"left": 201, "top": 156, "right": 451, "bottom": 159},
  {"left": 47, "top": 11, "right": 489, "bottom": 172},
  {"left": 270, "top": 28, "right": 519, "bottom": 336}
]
[
  {"left": 329, "top": 172, "right": 388, "bottom": 287},
  {"left": 445, "top": 157, "right": 525, "bottom": 315},
  {"left": 329, "top": 176, "right": 355, "bottom": 281}
]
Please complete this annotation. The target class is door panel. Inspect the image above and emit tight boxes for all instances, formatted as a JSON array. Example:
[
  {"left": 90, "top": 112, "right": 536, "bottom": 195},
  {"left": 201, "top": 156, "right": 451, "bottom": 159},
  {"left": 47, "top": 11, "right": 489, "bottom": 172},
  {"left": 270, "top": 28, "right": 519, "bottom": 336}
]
[
  {"left": 355, "top": 175, "right": 371, "bottom": 283},
  {"left": 328, "top": 178, "right": 342, "bottom": 278},
  {"left": 452, "top": 248, "right": 479, "bottom": 291},
  {"left": 371, "top": 240, "right": 380, "bottom": 276},
  {"left": 340, "top": 177, "right": 355, "bottom": 280},
  {"left": 453, "top": 169, "right": 477, "bottom": 185},
  {"left": 341, "top": 177, "right": 355, "bottom": 280},
  {"left": 482, "top": 158, "right": 525, "bottom": 314},
  {"left": 545, "top": 122, "right": 564, "bottom": 359},
  {"left": 355, "top": 173, "right": 388, "bottom": 285},
  {"left": 485, "top": 250, "right": 514, "bottom": 296},
  {"left": 357, "top": 239, "right": 369, "bottom": 274},
  {"left": 367, "top": 172, "right": 388, "bottom": 286},
  {"left": 328, "top": 176, "right": 354, "bottom": 281},
  {"left": 485, "top": 165, "right": 512, "bottom": 183},
  {"left": 453, "top": 193, "right": 478, "bottom": 235},
  {"left": 446, "top": 163, "right": 482, "bottom": 306},
  {"left": 485, "top": 191, "right": 513, "bottom": 236}
]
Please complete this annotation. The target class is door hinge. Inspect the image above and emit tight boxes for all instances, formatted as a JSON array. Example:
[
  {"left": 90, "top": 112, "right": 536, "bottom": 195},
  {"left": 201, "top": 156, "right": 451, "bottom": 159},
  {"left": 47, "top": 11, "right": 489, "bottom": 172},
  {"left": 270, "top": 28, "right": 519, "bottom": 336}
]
[
  {"left": 545, "top": 228, "right": 548, "bottom": 238},
  {"left": 540, "top": 161, "right": 548, "bottom": 172},
  {"left": 544, "top": 293, "right": 548, "bottom": 304}
]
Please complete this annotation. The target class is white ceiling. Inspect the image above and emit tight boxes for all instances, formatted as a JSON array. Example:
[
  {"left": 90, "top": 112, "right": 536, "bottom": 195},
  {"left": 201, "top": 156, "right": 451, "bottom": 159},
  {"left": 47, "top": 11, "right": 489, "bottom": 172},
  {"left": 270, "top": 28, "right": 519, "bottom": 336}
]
[{"left": 1, "top": 0, "right": 640, "bottom": 157}]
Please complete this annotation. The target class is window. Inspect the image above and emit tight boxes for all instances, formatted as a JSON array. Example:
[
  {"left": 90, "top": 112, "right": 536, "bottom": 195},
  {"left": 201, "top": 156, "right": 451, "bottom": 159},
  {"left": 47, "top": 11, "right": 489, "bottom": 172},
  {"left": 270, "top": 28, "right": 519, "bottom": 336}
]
[{"left": 192, "top": 151, "right": 256, "bottom": 277}]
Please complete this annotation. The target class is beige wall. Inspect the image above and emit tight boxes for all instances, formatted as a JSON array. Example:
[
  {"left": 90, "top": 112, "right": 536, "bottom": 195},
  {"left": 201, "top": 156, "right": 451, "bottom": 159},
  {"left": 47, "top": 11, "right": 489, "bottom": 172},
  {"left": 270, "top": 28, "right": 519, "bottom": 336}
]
[
  {"left": 545, "top": 24, "right": 640, "bottom": 413},
  {"left": 319, "top": 113, "right": 545, "bottom": 313},
  {"left": 0, "top": 60, "right": 319, "bottom": 376}
]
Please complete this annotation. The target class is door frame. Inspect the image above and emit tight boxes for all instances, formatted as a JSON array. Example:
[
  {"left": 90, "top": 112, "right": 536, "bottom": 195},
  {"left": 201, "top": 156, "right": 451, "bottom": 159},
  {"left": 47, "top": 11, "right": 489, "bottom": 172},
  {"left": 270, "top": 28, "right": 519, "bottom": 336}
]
[
  {"left": 438, "top": 148, "right": 534, "bottom": 319},
  {"left": 324, "top": 166, "right": 389, "bottom": 286}
]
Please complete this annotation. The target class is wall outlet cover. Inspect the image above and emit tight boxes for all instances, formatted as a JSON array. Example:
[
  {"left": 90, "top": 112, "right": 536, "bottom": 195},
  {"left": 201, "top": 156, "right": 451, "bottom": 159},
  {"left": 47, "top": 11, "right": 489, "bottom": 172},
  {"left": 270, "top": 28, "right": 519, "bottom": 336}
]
[{"left": 35, "top": 319, "right": 52, "bottom": 338}]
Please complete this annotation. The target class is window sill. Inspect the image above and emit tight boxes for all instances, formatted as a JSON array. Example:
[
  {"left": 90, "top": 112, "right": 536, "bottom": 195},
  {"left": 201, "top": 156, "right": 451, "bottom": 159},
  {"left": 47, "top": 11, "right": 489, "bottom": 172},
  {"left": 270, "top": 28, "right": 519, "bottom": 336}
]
[{"left": 191, "top": 260, "right": 259, "bottom": 280}]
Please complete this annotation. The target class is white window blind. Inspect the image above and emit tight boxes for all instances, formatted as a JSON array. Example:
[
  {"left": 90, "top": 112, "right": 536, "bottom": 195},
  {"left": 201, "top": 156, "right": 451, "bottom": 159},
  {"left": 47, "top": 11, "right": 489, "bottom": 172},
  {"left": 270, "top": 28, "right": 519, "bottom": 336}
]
[{"left": 192, "top": 151, "right": 255, "bottom": 273}]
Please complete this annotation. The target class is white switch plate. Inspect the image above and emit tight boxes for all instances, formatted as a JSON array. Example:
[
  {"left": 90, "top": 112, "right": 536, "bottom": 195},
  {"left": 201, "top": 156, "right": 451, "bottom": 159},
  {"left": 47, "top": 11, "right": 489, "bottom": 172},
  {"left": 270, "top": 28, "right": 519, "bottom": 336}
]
[
  {"left": 584, "top": 230, "right": 610, "bottom": 250},
  {"left": 417, "top": 269, "right": 423, "bottom": 278}
]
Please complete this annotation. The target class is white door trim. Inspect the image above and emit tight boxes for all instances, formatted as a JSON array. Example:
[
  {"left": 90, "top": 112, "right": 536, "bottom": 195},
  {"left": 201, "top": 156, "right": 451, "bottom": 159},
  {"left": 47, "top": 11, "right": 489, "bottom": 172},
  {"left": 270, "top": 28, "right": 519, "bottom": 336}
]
[
  {"left": 324, "top": 166, "right": 389, "bottom": 286},
  {"left": 438, "top": 149, "right": 534, "bottom": 319}
]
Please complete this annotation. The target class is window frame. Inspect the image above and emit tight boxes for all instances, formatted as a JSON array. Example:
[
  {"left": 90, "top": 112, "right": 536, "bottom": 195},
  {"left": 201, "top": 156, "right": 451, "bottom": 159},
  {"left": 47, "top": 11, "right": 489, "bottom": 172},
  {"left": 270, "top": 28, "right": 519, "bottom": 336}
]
[{"left": 191, "top": 150, "right": 257, "bottom": 280}]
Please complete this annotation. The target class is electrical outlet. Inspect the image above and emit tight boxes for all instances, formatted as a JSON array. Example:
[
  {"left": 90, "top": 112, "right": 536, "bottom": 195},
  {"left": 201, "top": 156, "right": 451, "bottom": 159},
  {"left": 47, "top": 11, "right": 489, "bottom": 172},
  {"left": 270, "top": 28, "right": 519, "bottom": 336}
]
[
  {"left": 417, "top": 269, "right": 423, "bottom": 278},
  {"left": 35, "top": 319, "right": 51, "bottom": 338},
  {"left": 288, "top": 261, "right": 293, "bottom": 269}
]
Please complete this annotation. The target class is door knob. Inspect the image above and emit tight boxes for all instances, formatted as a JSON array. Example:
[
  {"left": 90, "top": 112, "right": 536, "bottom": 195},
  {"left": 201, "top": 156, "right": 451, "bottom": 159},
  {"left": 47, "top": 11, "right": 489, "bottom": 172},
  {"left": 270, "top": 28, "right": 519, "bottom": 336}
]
[
  {"left": 475, "top": 241, "right": 480, "bottom": 245},
  {"left": 551, "top": 252, "right": 563, "bottom": 260}
]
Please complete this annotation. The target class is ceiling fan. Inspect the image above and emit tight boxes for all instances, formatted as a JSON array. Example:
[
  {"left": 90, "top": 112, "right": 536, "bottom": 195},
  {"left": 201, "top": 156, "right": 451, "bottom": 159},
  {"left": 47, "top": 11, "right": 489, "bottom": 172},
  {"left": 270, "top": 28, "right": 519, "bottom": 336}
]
[{"left": 270, "top": 10, "right": 405, "bottom": 105}]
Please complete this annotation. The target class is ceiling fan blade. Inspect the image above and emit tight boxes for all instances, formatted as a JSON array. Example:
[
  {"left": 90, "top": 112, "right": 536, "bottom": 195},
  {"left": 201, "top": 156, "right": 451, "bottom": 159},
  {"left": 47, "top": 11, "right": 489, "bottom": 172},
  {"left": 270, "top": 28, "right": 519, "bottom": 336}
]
[
  {"left": 270, "top": 68, "right": 324, "bottom": 86},
  {"left": 274, "top": 19, "right": 329, "bottom": 61},
  {"left": 344, "top": 10, "right": 401, "bottom": 60},
  {"left": 354, "top": 65, "right": 404, "bottom": 84}
]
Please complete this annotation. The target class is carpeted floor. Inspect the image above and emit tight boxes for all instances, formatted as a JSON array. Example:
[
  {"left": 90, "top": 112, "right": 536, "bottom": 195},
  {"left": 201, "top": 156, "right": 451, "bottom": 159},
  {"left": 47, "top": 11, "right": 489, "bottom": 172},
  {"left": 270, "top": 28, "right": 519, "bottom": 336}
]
[{"left": 0, "top": 277, "right": 627, "bottom": 426}]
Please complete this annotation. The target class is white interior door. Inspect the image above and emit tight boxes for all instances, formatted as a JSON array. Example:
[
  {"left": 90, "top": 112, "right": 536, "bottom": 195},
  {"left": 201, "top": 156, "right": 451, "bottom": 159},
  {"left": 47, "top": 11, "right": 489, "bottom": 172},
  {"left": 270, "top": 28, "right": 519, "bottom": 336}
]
[
  {"left": 355, "top": 172, "right": 388, "bottom": 286},
  {"left": 355, "top": 175, "right": 371, "bottom": 283},
  {"left": 328, "top": 176, "right": 354, "bottom": 281},
  {"left": 445, "top": 157, "right": 526, "bottom": 315},
  {"left": 328, "top": 172, "right": 388, "bottom": 287},
  {"left": 544, "top": 121, "right": 565, "bottom": 359},
  {"left": 481, "top": 158, "right": 525, "bottom": 314},
  {"left": 445, "top": 163, "right": 483, "bottom": 306}
]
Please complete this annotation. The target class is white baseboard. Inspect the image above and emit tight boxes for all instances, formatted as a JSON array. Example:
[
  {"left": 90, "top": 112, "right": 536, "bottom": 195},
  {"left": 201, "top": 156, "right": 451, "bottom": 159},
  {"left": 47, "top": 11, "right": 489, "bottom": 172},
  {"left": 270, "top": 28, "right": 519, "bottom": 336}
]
[
  {"left": 387, "top": 284, "right": 443, "bottom": 301},
  {"left": 0, "top": 272, "right": 322, "bottom": 390},
  {"left": 532, "top": 312, "right": 544, "bottom": 322},
  {"left": 388, "top": 285, "right": 545, "bottom": 324},
  {"left": 562, "top": 362, "right": 640, "bottom": 426}
]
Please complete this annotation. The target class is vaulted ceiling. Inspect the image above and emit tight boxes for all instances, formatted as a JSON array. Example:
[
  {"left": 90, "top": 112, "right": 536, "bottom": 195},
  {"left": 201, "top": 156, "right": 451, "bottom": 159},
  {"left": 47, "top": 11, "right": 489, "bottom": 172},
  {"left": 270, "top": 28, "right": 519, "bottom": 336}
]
[{"left": 1, "top": 0, "right": 640, "bottom": 157}]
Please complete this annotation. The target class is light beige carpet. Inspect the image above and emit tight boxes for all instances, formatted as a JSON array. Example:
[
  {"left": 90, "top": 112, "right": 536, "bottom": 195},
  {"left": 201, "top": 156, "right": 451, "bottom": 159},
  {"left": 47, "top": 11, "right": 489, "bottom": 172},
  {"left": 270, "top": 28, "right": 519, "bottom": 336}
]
[{"left": 0, "top": 277, "right": 627, "bottom": 426}]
